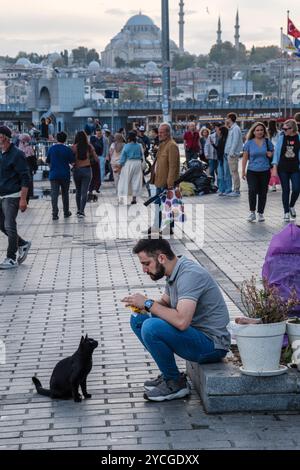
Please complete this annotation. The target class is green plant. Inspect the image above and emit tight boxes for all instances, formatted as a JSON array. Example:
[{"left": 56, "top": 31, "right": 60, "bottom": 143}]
[{"left": 241, "top": 277, "right": 300, "bottom": 324}]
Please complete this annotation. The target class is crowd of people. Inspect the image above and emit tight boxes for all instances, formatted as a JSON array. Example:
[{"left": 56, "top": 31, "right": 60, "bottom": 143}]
[
  {"left": 184, "top": 112, "right": 300, "bottom": 223},
  {"left": 1, "top": 111, "right": 300, "bottom": 270}
]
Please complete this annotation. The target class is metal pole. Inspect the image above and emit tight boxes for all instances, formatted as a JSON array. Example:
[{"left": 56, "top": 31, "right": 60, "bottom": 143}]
[
  {"left": 111, "top": 97, "right": 114, "bottom": 133},
  {"left": 161, "top": 0, "right": 172, "bottom": 123}
]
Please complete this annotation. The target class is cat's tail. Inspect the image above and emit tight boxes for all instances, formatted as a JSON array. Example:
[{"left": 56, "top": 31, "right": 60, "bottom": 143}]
[{"left": 32, "top": 377, "right": 51, "bottom": 397}]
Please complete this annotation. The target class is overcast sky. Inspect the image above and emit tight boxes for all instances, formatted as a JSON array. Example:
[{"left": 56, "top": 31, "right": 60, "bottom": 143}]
[{"left": 1, "top": 0, "right": 299, "bottom": 57}]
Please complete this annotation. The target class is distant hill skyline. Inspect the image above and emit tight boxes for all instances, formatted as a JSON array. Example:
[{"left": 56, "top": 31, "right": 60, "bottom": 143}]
[{"left": 0, "top": 0, "right": 299, "bottom": 57}]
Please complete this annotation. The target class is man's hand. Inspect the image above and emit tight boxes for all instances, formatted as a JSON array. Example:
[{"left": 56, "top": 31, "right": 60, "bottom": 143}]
[
  {"left": 19, "top": 198, "right": 27, "bottom": 213},
  {"left": 272, "top": 166, "right": 278, "bottom": 178},
  {"left": 242, "top": 172, "right": 246, "bottom": 181},
  {"left": 121, "top": 294, "right": 147, "bottom": 310}
]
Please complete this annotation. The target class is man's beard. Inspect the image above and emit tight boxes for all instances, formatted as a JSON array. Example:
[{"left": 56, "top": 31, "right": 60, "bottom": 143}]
[{"left": 148, "top": 261, "right": 166, "bottom": 281}]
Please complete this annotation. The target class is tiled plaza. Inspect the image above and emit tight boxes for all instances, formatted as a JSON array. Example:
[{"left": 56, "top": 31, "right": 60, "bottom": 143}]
[{"left": 0, "top": 179, "right": 300, "bottom": 450}]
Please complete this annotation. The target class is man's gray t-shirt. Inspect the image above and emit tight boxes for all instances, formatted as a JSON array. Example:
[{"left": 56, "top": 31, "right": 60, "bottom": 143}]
[{"left": 165, "top": 256, "right": 231, "bottom": 350}]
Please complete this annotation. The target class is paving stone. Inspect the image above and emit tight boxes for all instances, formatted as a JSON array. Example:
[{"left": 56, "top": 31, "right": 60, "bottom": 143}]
[{"left": 1, "top": 180, "right": 299, "bottom": 450}]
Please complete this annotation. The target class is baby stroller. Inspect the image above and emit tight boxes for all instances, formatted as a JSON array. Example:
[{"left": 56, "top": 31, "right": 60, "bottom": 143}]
[{"left": 178, "top": 159, "right": 218, "bottom": 195}]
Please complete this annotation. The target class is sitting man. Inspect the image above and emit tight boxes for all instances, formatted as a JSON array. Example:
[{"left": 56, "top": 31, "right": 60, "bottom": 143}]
[{"left": 122, "top": 239, "right": 231, "bottom": 402}]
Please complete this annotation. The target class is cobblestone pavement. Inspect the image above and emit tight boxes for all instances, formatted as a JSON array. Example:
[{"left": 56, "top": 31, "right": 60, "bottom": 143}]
[{"left": 0, "top": 178, "right": 299, "bottom": 451}]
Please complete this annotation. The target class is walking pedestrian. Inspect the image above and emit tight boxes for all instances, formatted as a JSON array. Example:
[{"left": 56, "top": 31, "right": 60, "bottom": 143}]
[
  {"left": 242, "top": 122, "right": 274, "bottom": 223},
  {"left": 109, "top": 133, "right": 125, "bottom": 192},
  {"left": 0, "top": 126, "right": 31, "bottom": 269},
  {"left": 72, "top": 131, "right": 97, "bottom": 218},
  {"left": 183, "top": 122, "right": 201, "bottom": 163},
  {"left": 118, "top": 132, "right": 144, "bottom": 205},
  {"left": 46, "top": 132, "right": 75, "bottom": 221},
  {"left": 268, "top": 120, "right": 281, "bottom": 192},
  {"left": 18, "top": 133, "right": 37, "bottom": 202},
  {"left": 272, "top": 119, "right": 300, "bottom": 222}
]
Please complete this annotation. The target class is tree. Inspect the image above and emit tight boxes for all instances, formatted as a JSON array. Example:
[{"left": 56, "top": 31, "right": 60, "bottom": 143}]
[
  {"left": 172, "top": 52, "right": 196, "bottom": 70},
  {"left": 72, "top": 47, "right": 88, "bottom": 66},
  {"left": 120, "top": 85, "right": 144, "bottom": 102},
  {"left": 196, "top": 54, "right": 209, "bottom": 68},
  {"left": 209, "top": 41, "right": 247, "bottom": 65},
  {"left": 250, "top": 46, "right": 281, "bottom": 64},
  {"left": 115, "top": 57, "right": 127, "bottom": 68},
  {"left": 87, "top": 49, "right": 100, "bottom": 64},
  {"left": 250, "top": 73, "right": 277, "bottom": 95}
]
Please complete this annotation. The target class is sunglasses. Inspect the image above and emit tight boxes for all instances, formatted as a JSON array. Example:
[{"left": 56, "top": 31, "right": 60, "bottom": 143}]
[{"left": 283, "top": 127, "right": 292, "bottom": 131}]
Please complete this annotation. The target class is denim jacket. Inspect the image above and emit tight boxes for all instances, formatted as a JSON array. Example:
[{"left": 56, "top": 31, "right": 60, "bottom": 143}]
[{"left": 272, "top": 133, "right": 300, "bottom": 168}]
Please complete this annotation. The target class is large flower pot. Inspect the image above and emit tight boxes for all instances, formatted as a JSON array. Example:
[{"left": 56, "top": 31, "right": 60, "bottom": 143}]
[
  {"left": 235, "top": 322, "right": 287, "bottom": 376},
  {"left": 287, "top": 320, "right": 300, "bottom": 371}
]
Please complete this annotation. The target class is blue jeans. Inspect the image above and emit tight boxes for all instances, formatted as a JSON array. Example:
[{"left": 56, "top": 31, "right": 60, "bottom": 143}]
[
  {"left": 218, "top": 159, "right": 232, "bottom": 194},
  {"left": 278, "top": 171, "right": 300, "bottom": 213},
  {"left": 130, "top": 314, "right": 227, "bottom": 381},
  {"left": 208, "top": 160, "right": 218, "bottom": 183},
  {"left": 73, "top": 167, "right": 92, "bottom": 214},
  {"left": 99, "top": 156, "right": 106, "bottom": 182}
]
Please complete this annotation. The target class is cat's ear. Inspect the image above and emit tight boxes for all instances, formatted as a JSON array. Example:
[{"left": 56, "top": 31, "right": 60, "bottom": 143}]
[
  {"left": 85, "top": 334, "right": 88, "bottom": 340},
  {"left": 80, "top": 336, "right": 85, "bottom": 344}
]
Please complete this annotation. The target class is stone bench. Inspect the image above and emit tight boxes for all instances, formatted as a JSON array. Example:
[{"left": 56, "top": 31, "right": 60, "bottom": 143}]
[{"left": 187, "top": 361, "right": 300, "bottom": 414}]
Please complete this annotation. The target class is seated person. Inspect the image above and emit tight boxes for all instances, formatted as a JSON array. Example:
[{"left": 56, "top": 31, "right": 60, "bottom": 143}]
[{"left": 122, "top": 239, "right": 231, "bottom": 402}]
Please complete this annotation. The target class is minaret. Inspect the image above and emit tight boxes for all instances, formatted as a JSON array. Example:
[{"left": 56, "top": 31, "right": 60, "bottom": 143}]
[
  {"left": 235, "top": 9, "right": 240, "bottom": 51},
  {"left": 217, "top": 16, "right": 222, "bottom": 45},
  {"left": 179, "top": 1, "right": 185, "bottom": 53}
]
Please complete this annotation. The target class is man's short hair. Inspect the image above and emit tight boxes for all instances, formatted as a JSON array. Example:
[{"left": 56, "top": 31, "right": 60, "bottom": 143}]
[
  {"left": 133, "top": 239, "right": 176, "bottom": 261},
  {"left": 56, "top": 132, "right": 67, "bottom": 143},
  {"left": 227, "top": 113, "right": 237, "bottom": 123}
]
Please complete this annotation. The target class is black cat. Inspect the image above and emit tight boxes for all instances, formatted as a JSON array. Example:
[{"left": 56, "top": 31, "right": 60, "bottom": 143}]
[{"left": 32, "top": 335, "right": 98, "bottom": 402}]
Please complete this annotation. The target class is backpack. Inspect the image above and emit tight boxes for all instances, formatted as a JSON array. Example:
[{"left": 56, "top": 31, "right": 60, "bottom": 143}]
[{"left": 262, "top": 224, "right": 300, "bottom": 313}]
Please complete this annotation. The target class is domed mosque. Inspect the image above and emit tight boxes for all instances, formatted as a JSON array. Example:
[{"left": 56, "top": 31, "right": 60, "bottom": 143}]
[{"left": 101, "top": 12, "right": 178, "bottom": 68}]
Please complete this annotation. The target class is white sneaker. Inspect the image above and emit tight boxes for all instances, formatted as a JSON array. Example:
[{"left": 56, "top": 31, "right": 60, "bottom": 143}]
[
  {"left": 247, "top": 212, "right": 256, "bottom": 223},
  {"left": 284, "top": 213, "right": 291, "bottom": 222},
  {"left": 0, "top": 258, "right": 18, "bottom": 270},
  {"left": 18, "top": 241, "right": 31, "bottom": 265},
  {"left": 290, "top": 207, "right": 297, "bottom": 219},
  {"left": 258, "top": 213, "right": 265, "bottom": 222},
  {"left": 271, "top": 185, "right": 277, "bottom": 192}
]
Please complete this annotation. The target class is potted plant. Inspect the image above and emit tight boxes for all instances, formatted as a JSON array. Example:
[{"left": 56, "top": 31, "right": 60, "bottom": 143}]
[{"left": 234, "top": 277, "right": 299, "bottom": 376}]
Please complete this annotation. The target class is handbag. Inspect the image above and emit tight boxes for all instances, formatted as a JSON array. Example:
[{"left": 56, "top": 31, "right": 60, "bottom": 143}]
[{"left": 160, "top": 188, "right": 185, "bottom": 230}]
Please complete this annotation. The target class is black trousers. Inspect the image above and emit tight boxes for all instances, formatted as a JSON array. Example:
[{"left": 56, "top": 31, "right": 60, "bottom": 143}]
[
  {"left": 247, "top": 169, "right": 270, "bottom": 214},
  {"left": 50, "top": 179, "right": 70, "bottom": 217}
]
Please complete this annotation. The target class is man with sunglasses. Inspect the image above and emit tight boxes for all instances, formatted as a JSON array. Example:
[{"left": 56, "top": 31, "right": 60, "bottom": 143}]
[{"left": 272, "top": 120, "right": 300, "bottom": 221}]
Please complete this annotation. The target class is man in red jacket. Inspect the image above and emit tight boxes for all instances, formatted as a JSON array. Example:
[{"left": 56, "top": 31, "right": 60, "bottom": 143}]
[{"left": 183, "top": 122, "right": 201, "bottom": 163}]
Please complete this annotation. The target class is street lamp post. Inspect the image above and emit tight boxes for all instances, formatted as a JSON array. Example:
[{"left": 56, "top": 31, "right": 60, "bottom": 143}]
[{"left": 161, "top": 0, "right": 172, "bottom": 123}]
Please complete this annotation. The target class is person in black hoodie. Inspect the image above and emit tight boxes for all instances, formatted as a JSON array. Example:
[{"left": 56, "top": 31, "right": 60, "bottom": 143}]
[{"left": 0, "top": 126, "right": 31, "bottom": 269}]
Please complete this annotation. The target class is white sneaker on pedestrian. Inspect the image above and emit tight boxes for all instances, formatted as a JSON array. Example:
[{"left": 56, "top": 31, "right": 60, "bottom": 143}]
[
  {"left": 258, "top": 213, "right": 265, "bottom": 222},
  {"left": 247, "top": 212, "right": 256, "bottom": 223},
  {"left": 290, "top": 207, "right": 297, "bottom": 219},
  {"left": 271, "top": 185, "right": 277, "bottom": 192},
  {"left": 18, "top": 241, "right": 31, "bottom": 265},
  {"left": 0, "top": 258, "right": 18, "bottom": 270},
  {"left": 227, "top": 191, "right": 240, "bottom": 197},
  {"left": 284, "top": 213, "right": 291, "bottom": 222}
]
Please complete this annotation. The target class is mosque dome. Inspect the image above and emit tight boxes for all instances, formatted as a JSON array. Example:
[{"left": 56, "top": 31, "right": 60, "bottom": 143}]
[
  {"left": 125, "top": 14, "right": 154, "bottom": 27},
  {"left": 88, "top": 61, "right": 100, "bottom": 73},
  {"left": 16, "top": 58, "right": 31, "bottom": 67}
]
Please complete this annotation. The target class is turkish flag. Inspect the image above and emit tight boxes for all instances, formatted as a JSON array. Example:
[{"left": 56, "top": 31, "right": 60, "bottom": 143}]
[{"left": 288, "top": 18, "right": 300, "bottom": 38}]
